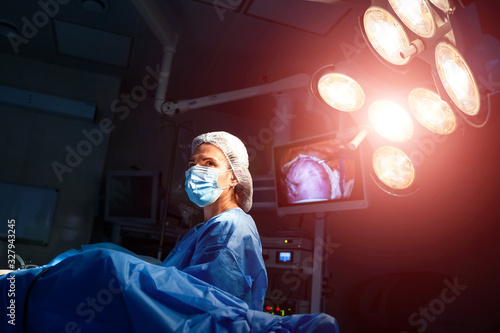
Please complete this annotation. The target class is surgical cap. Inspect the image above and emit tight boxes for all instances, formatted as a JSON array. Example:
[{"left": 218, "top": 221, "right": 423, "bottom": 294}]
[{"left": 191, "top": 131, "right": 253, "bottom": 212}]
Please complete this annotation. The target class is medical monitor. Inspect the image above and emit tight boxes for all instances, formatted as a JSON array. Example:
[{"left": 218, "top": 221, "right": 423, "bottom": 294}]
[
  {"left": 273, "top": 132, "right": 369, "bottom": 216},
  {"left": 104, "top": 170, "right": 160, "bottom": 225}
]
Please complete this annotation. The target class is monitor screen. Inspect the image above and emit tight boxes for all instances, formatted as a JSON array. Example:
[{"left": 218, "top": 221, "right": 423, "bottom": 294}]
[
  {"left": 273, "top": 132, "right": 368, "bottom": 215},
  {"left": 104, "top": 171, "right": 159, "bottom": 225}
]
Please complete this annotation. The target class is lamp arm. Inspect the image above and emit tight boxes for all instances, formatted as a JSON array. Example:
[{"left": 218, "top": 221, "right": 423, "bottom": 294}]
[{"left": 161, "top": 73, "right": 310, "bottom": 116}]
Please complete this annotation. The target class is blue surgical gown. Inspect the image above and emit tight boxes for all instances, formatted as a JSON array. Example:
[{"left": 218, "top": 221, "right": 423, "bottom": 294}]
[{"left": 162, "top": 207, "right": 268, "bottom": 310}]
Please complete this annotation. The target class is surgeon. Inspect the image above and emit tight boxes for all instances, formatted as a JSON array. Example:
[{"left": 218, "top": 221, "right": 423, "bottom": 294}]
[{"left": 162, "top": 131, "right": 268, "bottom": 311}]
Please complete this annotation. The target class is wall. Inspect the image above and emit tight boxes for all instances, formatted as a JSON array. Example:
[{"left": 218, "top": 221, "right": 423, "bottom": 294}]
[{"left": 0, "top": 52, "right": 120, "bottom": 265}]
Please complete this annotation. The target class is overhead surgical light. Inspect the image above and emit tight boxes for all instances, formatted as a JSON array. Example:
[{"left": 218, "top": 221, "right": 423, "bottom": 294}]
[
  {"left": 388, "top": 0, "right": 436, "bottom": 38},
  {"left": 372, "top": 146, "right": 415, "bottom": 190},
  {"left": 409, "top": 88, "right": 457, "bottom": 134},
  {"left": 369, "top": 100, "right": 413, "bottom": 142},
  {"left": 317, "top": 73, "right": 365, "bottom": 112},
  {"left": 363, "top": 6, "right": 411, "bottom": 66},
  {"left": 435, "top": 42, "right": 480, "bottom": 116},
  {"left": 428, "top": 0, "right": 454, "bottom": 13},
  {"left": 310, "top": 0, "right": 496, "bottom": 197}
]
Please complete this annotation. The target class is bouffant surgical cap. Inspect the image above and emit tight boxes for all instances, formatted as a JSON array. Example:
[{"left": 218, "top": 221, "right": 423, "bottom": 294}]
[{"left": 191, "top": 131, "right": 253, "bottom": 212}]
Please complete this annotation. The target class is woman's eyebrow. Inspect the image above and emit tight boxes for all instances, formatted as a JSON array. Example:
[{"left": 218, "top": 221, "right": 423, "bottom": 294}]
[
  {"left": 202, "top": 157, "right": 219, "bottom": 164},
  {"left": 190, "top": 156, "right": 220, "bottom": 164}
]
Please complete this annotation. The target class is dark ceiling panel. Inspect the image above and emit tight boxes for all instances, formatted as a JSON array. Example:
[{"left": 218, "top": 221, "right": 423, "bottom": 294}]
[
  {"left": 193, "top": 0, "right": 245, "bottom": 11},
  {"left": 54, "top": 20, "right": 132, "bottom": 68},
  {"left": 246, "top": 0, "right": 351, "bottom": 35}
]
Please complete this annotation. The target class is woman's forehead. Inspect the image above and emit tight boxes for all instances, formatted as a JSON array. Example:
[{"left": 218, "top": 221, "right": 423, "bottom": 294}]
[{"left": 191, "top": 143, "right": 227, "bottom": 162}]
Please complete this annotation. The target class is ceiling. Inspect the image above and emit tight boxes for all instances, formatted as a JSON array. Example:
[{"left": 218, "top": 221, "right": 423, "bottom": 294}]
[
  {"left": 1, "top": 0, "right": 499, "bottom": 103},
  {"left": 2, "top": 0, "right": 499, "bottom": 108},
  {"left": 0, "top": 0, "right": 373, "bottom": 105}
]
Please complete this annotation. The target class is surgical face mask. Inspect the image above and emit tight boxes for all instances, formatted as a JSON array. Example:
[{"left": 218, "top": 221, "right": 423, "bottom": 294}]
[{"left": 185, "top": 165, "right": 232, "bottom": 207}]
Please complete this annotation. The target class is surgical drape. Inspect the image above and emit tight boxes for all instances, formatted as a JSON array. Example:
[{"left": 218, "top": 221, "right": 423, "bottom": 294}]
[{"left": 0, "top": 247, "right": 340, "bottom": 332}]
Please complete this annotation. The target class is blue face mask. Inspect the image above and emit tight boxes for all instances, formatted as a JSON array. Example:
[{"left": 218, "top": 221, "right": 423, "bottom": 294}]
[{"left": 185, "top": 166, "right": 232, "bottom": 207}]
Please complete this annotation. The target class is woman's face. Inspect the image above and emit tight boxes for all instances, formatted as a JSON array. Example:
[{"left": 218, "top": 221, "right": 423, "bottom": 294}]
[{"left": 188, "top": 143, "right": 233, "bottom": 188}]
